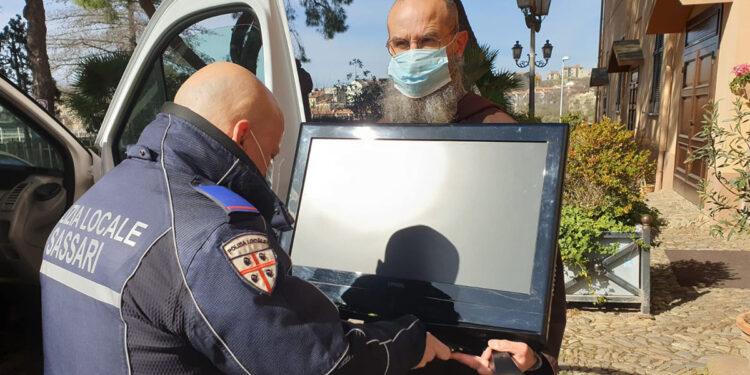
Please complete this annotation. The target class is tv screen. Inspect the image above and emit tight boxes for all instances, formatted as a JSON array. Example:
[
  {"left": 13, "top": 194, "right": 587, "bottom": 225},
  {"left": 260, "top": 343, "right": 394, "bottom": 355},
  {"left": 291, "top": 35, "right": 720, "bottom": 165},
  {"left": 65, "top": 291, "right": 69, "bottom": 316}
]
[
  {"left": 291, "top": 138, "right": 547, "bottom": 294},
  {"left": 282, "top": 123, "right": 568, "bottom": 352}
]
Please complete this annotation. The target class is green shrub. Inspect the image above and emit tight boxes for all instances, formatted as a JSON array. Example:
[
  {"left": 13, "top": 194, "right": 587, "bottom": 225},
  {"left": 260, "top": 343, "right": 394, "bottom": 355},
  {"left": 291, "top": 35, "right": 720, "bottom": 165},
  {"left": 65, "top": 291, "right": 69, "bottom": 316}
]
[
  {"left": 560, "top": 111, "right": 587, "bottom": 128},
  {"left": 558, "top": 206, "right": 633, "bottom": 278},
  {"left": 559, "top": 116, "right": 657, "bottom": 279},
  {"left": 564, "top": 116, "right": 654, "bottom": 217}
]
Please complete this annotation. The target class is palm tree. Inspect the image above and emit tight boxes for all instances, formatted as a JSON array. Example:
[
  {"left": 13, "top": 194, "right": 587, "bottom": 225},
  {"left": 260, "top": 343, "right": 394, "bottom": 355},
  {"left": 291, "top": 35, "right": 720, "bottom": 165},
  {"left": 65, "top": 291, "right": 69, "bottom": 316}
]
[
  {"left": 462, "top": 43, "right": 522, "bottom": 116},
  {"left": 66, "top": 51, "right": 131, "bottom": 133}
]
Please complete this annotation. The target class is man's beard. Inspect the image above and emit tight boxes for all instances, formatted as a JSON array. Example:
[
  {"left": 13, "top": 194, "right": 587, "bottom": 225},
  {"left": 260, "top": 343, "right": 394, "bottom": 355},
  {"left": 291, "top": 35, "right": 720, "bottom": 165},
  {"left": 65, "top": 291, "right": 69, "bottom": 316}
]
[{"left": 383, "top": 57, "right": 467, "bottom": 124}]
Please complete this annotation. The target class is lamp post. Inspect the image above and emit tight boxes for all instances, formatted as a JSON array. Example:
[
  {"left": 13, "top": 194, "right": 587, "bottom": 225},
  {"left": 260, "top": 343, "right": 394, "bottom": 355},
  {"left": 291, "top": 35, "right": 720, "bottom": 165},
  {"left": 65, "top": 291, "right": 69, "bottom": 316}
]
[
  {"left": 559, "top": 56, "right": 569, "bottom": 120},
  {"left": 512, "top": 0, "right": 552, "bottom": 119}
]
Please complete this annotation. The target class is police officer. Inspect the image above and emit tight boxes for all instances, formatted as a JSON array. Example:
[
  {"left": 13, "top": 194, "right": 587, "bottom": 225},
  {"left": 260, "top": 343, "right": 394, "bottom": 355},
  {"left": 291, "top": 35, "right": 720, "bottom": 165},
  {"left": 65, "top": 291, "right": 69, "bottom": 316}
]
[{"left": 39, "top": 62, "right": 451, "bottom": 374}]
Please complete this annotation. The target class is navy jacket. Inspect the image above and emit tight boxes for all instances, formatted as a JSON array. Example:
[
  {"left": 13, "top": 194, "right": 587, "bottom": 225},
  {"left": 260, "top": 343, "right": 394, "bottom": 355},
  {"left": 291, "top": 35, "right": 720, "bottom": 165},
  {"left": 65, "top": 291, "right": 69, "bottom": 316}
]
[{"left": 40, "top": 102, "right": 426, "bottom": 375}]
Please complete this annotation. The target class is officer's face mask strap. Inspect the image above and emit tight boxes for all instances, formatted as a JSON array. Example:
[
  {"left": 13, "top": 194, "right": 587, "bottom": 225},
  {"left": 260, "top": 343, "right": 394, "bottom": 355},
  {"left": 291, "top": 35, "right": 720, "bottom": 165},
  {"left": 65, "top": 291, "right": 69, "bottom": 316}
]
[{"left": 248, "top": 128, "right": 268, "bottom": 172}]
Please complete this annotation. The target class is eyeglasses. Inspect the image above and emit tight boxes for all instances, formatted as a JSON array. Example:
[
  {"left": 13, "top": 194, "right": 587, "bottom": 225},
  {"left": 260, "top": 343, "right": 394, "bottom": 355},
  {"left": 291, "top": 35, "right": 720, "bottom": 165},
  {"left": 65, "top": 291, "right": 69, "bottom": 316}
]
[{"left": 386, "top": 33, "right": 456, "bottom": 56}]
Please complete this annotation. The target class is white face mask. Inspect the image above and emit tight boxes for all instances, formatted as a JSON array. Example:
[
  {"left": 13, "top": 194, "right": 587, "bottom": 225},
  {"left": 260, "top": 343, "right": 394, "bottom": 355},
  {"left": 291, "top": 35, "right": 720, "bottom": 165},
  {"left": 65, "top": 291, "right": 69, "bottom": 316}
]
[
  {"left": 265, "top": 158, "right": 275, "bottom": 186},
  {"left": 248, "top": 128, "right": 277, "bottom": 186}
]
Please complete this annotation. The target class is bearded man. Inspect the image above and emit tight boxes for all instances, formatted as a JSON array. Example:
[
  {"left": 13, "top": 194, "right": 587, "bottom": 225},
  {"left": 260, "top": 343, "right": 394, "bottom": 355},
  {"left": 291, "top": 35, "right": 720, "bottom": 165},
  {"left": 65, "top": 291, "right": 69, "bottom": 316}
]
[
  {"left": 382, "top": 1, "right": 565, "bottom": 374},
  {"left": 382, "top": 0, "right": 516, "bottom": 124}
]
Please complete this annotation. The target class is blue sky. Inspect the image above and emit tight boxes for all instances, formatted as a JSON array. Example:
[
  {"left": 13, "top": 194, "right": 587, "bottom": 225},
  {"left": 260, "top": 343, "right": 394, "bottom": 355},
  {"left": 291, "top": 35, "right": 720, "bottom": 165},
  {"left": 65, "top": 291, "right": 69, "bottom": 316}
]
[
  {"left": 0, "top": 0, "right": 602, "bottom": 87},
  {"left": 290, "top": 0, "right": 602, "bottom": 87}
]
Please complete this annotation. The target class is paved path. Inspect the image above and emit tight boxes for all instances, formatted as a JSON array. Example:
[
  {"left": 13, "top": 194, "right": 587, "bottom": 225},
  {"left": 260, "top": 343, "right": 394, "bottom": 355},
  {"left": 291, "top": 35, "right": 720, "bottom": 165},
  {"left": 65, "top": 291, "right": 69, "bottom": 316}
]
[
  {"left": 646, "top": 190, "right": 750, "bottom": 251},
  {"left": 558, "top": 190, "right": 750, "bottom": 375}
]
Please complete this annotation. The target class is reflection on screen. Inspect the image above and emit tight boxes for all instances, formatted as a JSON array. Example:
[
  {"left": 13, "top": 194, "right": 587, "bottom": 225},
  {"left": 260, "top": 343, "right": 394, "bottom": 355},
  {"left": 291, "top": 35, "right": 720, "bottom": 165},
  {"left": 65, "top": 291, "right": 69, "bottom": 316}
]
[{"left": 291, "top": 139, "right": 548, "bottom": 294}]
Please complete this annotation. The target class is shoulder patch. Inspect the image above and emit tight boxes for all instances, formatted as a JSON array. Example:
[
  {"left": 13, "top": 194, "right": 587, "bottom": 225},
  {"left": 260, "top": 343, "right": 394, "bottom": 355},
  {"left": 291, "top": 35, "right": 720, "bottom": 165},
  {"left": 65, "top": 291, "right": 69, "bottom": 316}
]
[
  {"left": 195, "top": 185, "right": 259, "bottom": 214},
  {"left": 222, "top": 233, "right": 277, "bottom": 294}
]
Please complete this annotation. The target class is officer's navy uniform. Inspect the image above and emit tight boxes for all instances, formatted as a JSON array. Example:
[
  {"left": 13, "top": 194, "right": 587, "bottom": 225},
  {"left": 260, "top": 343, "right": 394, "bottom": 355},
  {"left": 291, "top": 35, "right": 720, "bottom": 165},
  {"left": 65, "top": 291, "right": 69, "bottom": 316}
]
[{"left": 40, "top": 103, "right": 426, "bottom": 374}]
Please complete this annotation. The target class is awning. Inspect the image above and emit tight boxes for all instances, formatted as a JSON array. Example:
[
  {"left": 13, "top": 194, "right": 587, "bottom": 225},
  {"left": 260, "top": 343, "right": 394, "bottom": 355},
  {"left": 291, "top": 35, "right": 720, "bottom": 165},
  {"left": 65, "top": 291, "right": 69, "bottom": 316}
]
[
  {"left": 646, "top": 0, "right": 732, "bottom": 34},
  {"left": 680, "top": 0, "right": 732, "bottom": 4},
  {"left": 589, "top": 68, "right": 610, "bottom": 87},
  {"left": 608, "top": 40, "right": 644, "bottom": 73}
]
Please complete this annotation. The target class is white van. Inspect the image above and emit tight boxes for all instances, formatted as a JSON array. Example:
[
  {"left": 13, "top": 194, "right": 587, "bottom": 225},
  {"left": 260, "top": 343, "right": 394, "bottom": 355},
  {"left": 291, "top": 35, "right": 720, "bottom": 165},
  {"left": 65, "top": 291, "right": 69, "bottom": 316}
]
[{"left": 0, "top": 0, "right": 303, "bottom": 285}]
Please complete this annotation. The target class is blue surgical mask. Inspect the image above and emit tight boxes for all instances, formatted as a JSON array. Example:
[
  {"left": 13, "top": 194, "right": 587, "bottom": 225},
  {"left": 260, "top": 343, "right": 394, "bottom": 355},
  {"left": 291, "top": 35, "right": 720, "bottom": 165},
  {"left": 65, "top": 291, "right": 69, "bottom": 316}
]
[{"left": 388, "top": 44, "right": 453, "bottom": 99}]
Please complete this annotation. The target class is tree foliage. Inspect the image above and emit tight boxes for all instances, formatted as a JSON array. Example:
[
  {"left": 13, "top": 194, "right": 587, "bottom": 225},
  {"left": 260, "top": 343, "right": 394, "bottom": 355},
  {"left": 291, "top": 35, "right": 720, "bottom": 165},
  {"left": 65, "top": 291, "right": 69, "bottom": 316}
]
[
  {"left": 344, "top": 58, "right": 382, "bottom": 121},
  {"left": 688, "top": 98, "right": 750, "bottom": 239},
  {"left": 66, "top": 51, "right": 131, "bottom": 133},
  {"left": 461, "top": 43, "right": 521, "bottom": 115},
  {"left": 0, "top": 14, "right": 33, "bottom": 94},
  {"left": 300, "top": 0, "right": 353, "bottom": 39}
]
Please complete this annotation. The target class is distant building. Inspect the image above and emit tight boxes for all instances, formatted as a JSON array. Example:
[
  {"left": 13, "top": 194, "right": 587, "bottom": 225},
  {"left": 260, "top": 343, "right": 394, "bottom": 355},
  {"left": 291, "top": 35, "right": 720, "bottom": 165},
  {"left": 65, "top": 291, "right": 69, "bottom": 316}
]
[
  {"left": 547, "top": 71, "right": 561, "bottom": 81},
  {"left": 563, "top": 65, "right": 589, "bottom": 79},
  {"left": 310, "top": 78, "right": 389, "bottom": 121}
]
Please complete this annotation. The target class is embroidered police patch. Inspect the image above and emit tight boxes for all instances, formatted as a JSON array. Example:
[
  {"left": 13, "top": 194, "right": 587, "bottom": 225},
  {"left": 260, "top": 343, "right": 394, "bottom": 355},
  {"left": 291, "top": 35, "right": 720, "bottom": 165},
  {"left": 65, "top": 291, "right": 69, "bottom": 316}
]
[{"left": 222, "top": 234, "right": 277, "bottom": 294}]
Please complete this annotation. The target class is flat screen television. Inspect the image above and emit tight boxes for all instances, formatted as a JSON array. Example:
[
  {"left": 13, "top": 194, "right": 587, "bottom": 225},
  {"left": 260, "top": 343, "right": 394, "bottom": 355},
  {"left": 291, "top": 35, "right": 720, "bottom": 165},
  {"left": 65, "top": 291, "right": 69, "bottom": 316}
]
[{"left": 281, "top": 123, "right": 568, "bottom": 358}]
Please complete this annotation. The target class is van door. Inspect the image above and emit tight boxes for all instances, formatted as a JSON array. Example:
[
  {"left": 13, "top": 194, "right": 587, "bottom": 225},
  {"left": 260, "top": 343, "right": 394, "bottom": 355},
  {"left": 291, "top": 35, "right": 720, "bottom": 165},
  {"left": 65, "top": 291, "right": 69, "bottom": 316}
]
[
  {"left": 0, "top": 77, "right": 96, "bottom": 284},
  {"left": 95, "top": 0, "right": 303, "bottom": 200}
]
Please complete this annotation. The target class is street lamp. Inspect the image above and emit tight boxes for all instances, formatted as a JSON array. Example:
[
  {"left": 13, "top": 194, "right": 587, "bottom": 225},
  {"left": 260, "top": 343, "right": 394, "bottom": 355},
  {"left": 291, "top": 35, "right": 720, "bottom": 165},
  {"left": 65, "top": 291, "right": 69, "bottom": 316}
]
[
  {"left": 513, "top": 0, "right": 553, "bottom": 119},
  {"left": 559, "top": 56, "right": 569, "bottom": 120}
]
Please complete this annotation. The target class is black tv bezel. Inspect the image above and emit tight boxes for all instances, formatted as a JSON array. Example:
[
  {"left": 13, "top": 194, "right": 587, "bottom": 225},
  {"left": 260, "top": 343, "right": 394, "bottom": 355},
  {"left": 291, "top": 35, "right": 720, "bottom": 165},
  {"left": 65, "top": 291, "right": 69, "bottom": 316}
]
[{"left": 281, "top": 122, "right": 568, "bottom": 352}]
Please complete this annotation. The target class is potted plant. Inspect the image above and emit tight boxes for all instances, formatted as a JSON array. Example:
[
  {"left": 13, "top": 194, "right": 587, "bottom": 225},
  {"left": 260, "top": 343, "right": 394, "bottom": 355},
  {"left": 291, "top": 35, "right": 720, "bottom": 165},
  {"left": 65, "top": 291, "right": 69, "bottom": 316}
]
[
  {"left": 730, "top": 63, "right": 750, "bottom": 99},
  {"left": 559, "top": 115, "right": 659, "bottom": 313}
]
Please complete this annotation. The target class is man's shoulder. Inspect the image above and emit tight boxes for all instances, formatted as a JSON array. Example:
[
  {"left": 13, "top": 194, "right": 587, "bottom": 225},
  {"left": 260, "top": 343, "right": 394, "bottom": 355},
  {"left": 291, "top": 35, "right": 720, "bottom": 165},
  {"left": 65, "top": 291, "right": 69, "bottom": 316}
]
[{"left": 455, "top": 92, "right": 517, "bottom": 124}]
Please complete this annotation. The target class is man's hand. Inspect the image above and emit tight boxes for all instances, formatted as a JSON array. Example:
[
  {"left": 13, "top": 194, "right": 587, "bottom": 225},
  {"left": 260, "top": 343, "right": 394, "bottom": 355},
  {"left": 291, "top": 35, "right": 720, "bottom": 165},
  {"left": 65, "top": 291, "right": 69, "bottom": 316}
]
[
  {"left": 412, "top": 332, "right": 451, "bottom": 369},
  {"left": 451, "top": 339, "right": 538, "bottom": 374}
]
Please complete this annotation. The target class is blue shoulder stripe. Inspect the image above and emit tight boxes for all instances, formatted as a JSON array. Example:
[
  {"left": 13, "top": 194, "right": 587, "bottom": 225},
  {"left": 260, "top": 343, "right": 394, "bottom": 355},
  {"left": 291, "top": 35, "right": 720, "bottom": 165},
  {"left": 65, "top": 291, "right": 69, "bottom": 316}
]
[{"left": 195, "top": 185, "right": 259, "bottom": 214}]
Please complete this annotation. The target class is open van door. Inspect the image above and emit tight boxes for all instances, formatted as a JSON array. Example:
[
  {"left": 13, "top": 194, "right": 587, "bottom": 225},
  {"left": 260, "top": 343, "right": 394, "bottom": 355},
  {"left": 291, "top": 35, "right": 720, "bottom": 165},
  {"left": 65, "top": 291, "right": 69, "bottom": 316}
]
[
  {"left": 0, "top": 77, "right": 97, "bottom": 284},
  {"left": 95, "top": 0, "right": 304, "bottom": 200},
  {"left": 0, "top": 76, "right": 98, "bottom": 374}
]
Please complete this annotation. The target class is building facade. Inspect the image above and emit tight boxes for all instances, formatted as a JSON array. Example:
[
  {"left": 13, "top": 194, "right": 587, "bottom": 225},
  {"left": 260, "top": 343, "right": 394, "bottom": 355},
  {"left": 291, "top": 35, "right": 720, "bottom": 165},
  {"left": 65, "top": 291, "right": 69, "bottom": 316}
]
[{"left": 592, "top": 0, "right": 750, "bottom": 206}]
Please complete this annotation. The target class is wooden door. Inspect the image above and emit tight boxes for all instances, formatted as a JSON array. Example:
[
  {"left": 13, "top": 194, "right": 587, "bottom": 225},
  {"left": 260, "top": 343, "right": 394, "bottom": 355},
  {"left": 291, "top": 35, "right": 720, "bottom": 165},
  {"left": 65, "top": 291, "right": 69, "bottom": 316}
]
[{"left": 674, "top": 6, "right": 720, "bottom": 205}]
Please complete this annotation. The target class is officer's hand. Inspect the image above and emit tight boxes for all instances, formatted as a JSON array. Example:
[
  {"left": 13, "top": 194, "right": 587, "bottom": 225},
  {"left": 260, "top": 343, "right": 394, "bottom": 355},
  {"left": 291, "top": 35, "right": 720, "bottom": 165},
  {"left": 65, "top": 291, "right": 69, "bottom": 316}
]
[
  {"left": 450, "top": 339, "right": 537, "bottom": 373},
  {"left": 412, "top": 332, "right": 451, "bottom": 369}
]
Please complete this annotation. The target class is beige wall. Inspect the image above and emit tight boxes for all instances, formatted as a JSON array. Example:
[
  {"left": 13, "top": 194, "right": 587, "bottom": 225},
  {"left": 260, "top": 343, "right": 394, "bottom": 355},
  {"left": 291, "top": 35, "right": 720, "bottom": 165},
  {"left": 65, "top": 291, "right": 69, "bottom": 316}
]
[
  {"left": 597, "top": 0, "right": 661, "bottom": 157},
  {"left": 704, "top": 1, "right": 750, "bottom": 196}
]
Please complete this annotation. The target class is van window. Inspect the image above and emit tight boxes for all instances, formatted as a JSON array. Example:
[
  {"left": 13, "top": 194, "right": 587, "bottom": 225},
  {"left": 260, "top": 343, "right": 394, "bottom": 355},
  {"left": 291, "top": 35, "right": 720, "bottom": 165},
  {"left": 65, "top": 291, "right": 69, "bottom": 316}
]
[
  {"left": 116, "top": 9, "right": 264, "bottom": 161},
  {"left": 0, "top": 102, "right": 63, "bottom": 171}
]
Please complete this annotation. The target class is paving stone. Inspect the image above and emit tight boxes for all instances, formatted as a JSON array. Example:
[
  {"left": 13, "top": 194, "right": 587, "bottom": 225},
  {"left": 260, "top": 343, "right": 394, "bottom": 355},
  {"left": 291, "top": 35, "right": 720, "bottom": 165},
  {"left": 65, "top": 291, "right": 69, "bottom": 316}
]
[{"left": 559, "top": 190, "right": 750, "bottom": 375}]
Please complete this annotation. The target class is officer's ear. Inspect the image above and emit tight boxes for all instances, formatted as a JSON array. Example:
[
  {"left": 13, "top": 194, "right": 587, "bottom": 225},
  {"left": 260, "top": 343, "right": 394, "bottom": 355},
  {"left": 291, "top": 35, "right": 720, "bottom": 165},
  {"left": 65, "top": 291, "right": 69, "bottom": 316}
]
[{"left": 230, "top": 120, "right": 250, "bottom": 146}]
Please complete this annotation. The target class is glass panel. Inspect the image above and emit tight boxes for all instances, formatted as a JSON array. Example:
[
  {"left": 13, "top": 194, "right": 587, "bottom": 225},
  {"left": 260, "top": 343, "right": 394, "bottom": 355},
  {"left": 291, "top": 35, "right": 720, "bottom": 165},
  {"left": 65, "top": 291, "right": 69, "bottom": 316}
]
[
  {"left": 163, "top": 11, "right": 265, "bottom": 96},
  {"left": 115, "top": 9, "right": 263, "bottom": 163},
  {"left": 0, "top": 103, "right": 63, "bottom": 170},
  {"left": 686, "top": 10, "right": 719, "bottom": 46},
  {"left": 117, "top": 62, "right": 168, "bottom": 157}
]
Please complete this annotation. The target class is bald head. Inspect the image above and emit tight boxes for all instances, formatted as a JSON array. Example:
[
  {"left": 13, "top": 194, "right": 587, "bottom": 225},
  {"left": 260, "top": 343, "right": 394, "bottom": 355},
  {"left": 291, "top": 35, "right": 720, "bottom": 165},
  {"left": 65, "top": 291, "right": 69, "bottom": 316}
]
[
  {"left": 174, "top": 62, "right": 283, "bottom": 176},
  {"left": 387, "top": 0, "right": 466, "bottom": 59},
  {"left": 389, "top": 0, "right": 458, "bottom": 33}
]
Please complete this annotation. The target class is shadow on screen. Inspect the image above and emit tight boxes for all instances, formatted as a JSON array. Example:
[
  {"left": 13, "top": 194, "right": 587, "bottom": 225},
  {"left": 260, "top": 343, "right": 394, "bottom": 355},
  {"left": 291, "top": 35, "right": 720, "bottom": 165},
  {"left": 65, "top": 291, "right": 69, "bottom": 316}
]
[
  {"left": 341, "top": 225, "right": 461, "bottom": 321},
  {"left": 376, "top": 225, "right": 460, "bottom": 284}
]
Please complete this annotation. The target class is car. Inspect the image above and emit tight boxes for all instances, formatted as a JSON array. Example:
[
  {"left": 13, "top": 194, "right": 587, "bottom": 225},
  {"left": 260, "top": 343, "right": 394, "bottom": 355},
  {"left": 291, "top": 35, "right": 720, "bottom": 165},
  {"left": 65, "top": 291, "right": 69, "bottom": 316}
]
[{"left": 0, "top": 1, "right": 302, "bottom": 371}]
